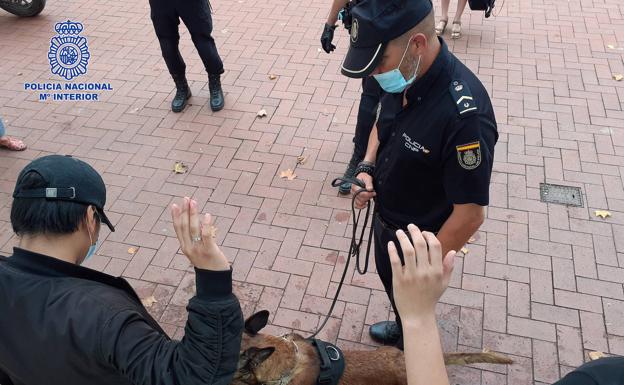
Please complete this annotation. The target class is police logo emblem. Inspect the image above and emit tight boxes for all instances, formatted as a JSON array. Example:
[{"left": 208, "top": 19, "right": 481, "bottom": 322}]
[
  {"left": 456, "top": 141, "right": 482, "bottom": 170},
  {"left": 351, "top": 18, "right": 359, "bottom": 43},
  {"left": 48, "top": 20, "right": 91, "bottom": 81}
]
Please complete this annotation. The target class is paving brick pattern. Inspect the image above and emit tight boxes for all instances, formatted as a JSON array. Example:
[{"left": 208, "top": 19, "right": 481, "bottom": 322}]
[{"left": 1, "top": 0, "right": 623, "bottom": 383}]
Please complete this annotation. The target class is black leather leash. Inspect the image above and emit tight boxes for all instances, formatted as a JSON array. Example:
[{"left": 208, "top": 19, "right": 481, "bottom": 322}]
[{"left": 307, "top": 176, "right": 374, "bottom": 340}]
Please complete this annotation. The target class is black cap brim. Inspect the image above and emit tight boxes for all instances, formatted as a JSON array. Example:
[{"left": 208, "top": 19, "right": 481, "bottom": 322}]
[
  {"left": 341, "top": 42, "right": 386, "bottom": 78},
  {"left": 97, "top": 209, "right": 115, "bottom": 232}
]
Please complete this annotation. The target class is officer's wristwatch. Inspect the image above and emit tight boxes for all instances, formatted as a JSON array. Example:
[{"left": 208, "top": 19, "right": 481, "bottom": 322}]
[{"left": 354, "top": 161, "right": 375, "bottom": 177}]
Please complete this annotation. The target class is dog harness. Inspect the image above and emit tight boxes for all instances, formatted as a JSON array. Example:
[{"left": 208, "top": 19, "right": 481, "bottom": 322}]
[{"left": 312, "top": 339, "right": 346, "bottom": 385}]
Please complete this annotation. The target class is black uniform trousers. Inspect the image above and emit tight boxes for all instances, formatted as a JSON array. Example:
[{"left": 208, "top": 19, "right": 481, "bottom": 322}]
[
  {"left": 353, "top": 77, "right": 383, "bottom": 160},
  {"left": 373, "top": 213, "right": 406, "bottom": 349},
  {"left": 373, "top": 213, "right": 440, "bottom": 350},
  {"left": 149, "top": 0, "right": 224, "bottom": 76}
]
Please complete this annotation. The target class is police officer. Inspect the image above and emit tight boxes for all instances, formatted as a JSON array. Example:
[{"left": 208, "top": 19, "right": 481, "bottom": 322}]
[
  {"left": 149, "top": 0, "right": 225, "bottom": 113},
  {"left": 342, "top": 0, "right": 498, "bottom": 347},
  {"left": 320, "top": 0, "right": 383, "bottom": 195}
]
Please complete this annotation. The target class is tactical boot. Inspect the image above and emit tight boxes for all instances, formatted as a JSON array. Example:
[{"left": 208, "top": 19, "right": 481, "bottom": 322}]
[
  {"left": 338, "top": 151, "right": 362, "bottom": 195},
  {"left": 369, "top": 321, "right": 401, "bottom": 345},
  {"left": 171, "top": 74, "right": 191, "bottom": 113},
  {"left": 208, "top": 73, "right": 225, "bottom": 111}
]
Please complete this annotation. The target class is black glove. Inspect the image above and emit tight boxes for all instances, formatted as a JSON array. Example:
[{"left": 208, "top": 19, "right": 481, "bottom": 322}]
[{"left": 320, "top": 23, "right": 337, "bottom": 53}]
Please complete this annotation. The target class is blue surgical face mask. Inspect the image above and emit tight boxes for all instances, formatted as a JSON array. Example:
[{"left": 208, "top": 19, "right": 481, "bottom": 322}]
[
  {"left": 373, "top": 40, "right": 421, "bottom": 94},
  {"left": 82, "top": 213, "right": 99, "bottom": 264},
  {"left": 84, "top": 240, "right": 98, "bottom": 262}
]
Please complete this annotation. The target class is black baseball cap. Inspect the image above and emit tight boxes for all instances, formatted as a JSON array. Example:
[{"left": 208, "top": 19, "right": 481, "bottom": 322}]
[
  {"left": 12, "top": 155, "right": 115, "bottom": 232},
  {"left": 341, "top": 0, "right": 433, "bottom": 78}
]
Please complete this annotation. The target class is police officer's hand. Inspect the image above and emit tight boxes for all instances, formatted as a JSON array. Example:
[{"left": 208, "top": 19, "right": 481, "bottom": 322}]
[
  {"left": 171, "top": 197, "right": 230, "bottom": 271},
  {"left": 352, "top": 172, "right": 375, "bottom": 209},
  {"left": 320, "top": 23, "right": 337, "bottom": 53},
  {"left": 389, "top": 225, "right": 456, "bottom": 321}
]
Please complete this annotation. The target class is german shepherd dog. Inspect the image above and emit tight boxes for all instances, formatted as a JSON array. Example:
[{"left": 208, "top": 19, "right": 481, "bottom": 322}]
[{"left": 233, "top": 311, "right": 513, "bottom": 385}]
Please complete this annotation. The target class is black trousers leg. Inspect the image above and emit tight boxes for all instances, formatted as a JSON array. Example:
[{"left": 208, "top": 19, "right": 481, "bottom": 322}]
[
  {"left": 178, "top": 0, "right": 224, "bottom": 75},
  {"left": 373, "top": 214, "right": 405, "bottom": 349},
  {"left": 149, "top": 0, "right": 186, "bottom": 76},
  {"left": 353, "top": 77, "right": 383, "bottom": 160}
]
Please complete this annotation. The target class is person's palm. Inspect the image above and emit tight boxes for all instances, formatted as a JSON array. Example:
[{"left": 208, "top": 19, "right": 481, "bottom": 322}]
[{"left": 389, "top": 225, "right": 455, "bottom": 321}]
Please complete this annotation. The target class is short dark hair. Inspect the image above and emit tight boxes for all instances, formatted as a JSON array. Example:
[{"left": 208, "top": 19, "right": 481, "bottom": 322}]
[{"left": 11, "top": 171, "right": 99, "bottom": 236}]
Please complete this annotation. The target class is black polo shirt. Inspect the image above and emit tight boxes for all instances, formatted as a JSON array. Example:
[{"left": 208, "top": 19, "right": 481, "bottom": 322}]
[{"left": 373, "top": 38, "right": 498, "bottom": 232}]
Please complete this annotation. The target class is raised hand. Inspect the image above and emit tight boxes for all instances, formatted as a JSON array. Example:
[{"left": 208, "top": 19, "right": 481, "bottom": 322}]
[{"left": 171, "top": 197, "right": 230, "bottom": 271}]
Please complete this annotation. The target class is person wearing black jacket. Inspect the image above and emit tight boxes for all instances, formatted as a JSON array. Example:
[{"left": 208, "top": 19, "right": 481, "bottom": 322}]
[{"left": 0, "top": 155, "right": 243, "bottom": 385}]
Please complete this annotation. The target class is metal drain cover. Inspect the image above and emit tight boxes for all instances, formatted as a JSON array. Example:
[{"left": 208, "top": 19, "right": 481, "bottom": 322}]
[{"left": 539, "top": 183, "right": 584, "bottom": 207}]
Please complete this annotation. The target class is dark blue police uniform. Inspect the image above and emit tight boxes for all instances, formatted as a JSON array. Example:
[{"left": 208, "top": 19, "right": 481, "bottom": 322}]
[
  {"left": 339, "top": 0, "right": 498, "bottom": 347},
  {"left": 371, "top": 38, "right": 498, "bottom": 347},
  {"left": 149, "top": 0, "right": 223, "bottom": 76}
]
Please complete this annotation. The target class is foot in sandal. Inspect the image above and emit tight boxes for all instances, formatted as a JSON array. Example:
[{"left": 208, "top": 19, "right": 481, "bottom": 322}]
[
  {"left": 0, "top": 136, "right": 27, "bottom": 151},
  {"left": 451, "top": 21, "right": 462, "bottom": 39},
  {"left": 435, "top": 19, "right": 448, "bottom": 36}
]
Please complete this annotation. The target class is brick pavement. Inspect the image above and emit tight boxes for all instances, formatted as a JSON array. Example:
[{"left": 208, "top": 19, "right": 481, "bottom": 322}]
[{"left": 1, "top": 0, "right": 624, "bottom": 383}]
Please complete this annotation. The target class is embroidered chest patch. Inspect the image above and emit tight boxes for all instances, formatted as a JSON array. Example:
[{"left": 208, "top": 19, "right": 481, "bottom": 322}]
[
  {"left": 402, "top": 133, "right": 430, "bottom": 154},
  {"left": 456, "top": 141, "right": 482, "bottom": 170}
]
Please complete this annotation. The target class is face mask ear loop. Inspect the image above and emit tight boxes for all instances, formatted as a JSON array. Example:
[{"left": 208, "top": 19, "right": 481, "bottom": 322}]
[
  {"left": 413, "top": 55, "right": 422, "bottom": 79},
  {"left": 87, "top": 208, "right": 96, "bottom": 246},
  {"left": 398, "top": 38, "right": 412, "bottom": 68}
]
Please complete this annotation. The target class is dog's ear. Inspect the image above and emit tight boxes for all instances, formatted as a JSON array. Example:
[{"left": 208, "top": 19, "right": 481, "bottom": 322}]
[
  {"left": 244, "top": 310, "right": 270, "bottom": 335},
  {"left": 246, "top": 346, "right": 275, "bottom": 368}
]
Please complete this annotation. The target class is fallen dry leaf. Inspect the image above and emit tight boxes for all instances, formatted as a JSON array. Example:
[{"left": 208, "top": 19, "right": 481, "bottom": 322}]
[
  {"left": 269, "top": 74, "right": 277, "bottom": 80},
  {"left": 279, "top": 168, "right": 297, "bottom": 181},
  {"left": 613, "top": 74, "right": 623, "bottom": 81},
  {"left": 297, "top": 155, "right": 307, "bottom": 165},
  {"left": 607, "top": 44, "right": 616, "bottom": 49},
  {"left": 257, "top": 109, "right": 267, "bottom": 118},
  {"left": 173, "top": 162, "right": 188, "bottom": 174},
  {"left": 588, "top": 351, "right": 605, "bottom": 361},
  {"left": 595, "top": 210, "right": 612, "bottom": 219},
  {"left": 461, "top": 247, "right": 469, "bottom": 254},
  {"left": 141, "top": 295, "right": 158, "bottom": 308},
  {"left": 468, "top": 237, "right": 476, "bottom": 244},
  {"left": 127, "top": 247, "right": 137, "bottom": 255}
]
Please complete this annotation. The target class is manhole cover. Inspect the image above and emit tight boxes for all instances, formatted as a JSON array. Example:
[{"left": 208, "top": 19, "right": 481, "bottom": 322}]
[{"left": 539, "top": 183, "right": 584, "bottom": 207}]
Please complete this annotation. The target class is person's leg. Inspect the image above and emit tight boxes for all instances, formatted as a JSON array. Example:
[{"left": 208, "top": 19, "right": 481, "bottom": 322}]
[
  {"left": 179, "top": 0, "right": 225, "bottom": 111},
  {"left": 149, "top": 0, "right": 191, "bottom": 112},
  {"left": 0, "top": 117, "right": 26, "bottom": 151},
  {"left": 339, "top": 77, "right": 382, "bottom": 194},
  {"left": 451, "top": 0, "right": 468, "bottom": 39},
  {"left": 436, "top": 0, "right": 451, "bottom": 35},
  {"left": 369, "top": 215, "right": 403, "bottom": 347}
]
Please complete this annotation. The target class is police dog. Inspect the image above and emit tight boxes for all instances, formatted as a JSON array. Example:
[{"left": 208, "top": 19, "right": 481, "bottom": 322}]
[{"left": 233, "top": 311, "right": 513, "bottom": 385}]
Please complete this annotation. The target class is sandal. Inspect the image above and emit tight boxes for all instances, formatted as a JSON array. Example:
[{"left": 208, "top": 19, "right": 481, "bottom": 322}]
[
  {"left": 435, "top": 19, "right": 448, "bottom": 36},
  {"left": 451, "top": 21, "right": 462, "bottom": 39},
  {"left": 0, "top": 136, "right": 27, "bottom": 151}
]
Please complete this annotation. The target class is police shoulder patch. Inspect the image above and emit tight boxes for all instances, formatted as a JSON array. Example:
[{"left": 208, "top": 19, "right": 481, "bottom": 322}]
[
  {"left": 456, "top": 141, "right": 482, "bottom": 170},
  {"left": 449, "top": 80, "right": 478, "bottom": 118}
]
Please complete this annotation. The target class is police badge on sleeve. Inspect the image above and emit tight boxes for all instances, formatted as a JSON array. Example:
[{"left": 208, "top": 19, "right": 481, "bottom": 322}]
[{"left": 456, "top": 141, "right": 482, "bottom": 170}]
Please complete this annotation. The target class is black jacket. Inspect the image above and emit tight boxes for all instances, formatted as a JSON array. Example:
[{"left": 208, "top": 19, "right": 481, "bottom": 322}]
[
  {"left": 0, "top": 248, "right": 243, "bottom": 385},
  {"left": 553, "top": 357, "right": 624, "bottom": 385}
]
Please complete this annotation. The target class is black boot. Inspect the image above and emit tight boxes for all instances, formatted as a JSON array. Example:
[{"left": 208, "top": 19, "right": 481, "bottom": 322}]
[
  {"left": 338, "top": 151, "right": 362, "bottom": 195},
  {"left": 208, "top": 73, "right": 224, "bottom": 111},
  {"left": 369, "top": 321, "right": 401, "bottom": 345},
  {"left": 171, "top": 74, "right": 191, "bottom": 113}
]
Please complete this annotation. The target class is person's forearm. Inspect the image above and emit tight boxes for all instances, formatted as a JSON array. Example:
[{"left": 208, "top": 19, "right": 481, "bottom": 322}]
[
  {"left": 436, "top": 206, "right": 483, "bottom": 255},
  {"left": 103, "top": 269, "right": 244, "bottom": 385},
  {"left": 363, "top": 124, "right": 379, "bottom": 163},
  {"left": 403, "top": 316, "right": 450, "bottom": 385},
  {"left": 326, "top": 0, "right": 350, "bottom": 25}
]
